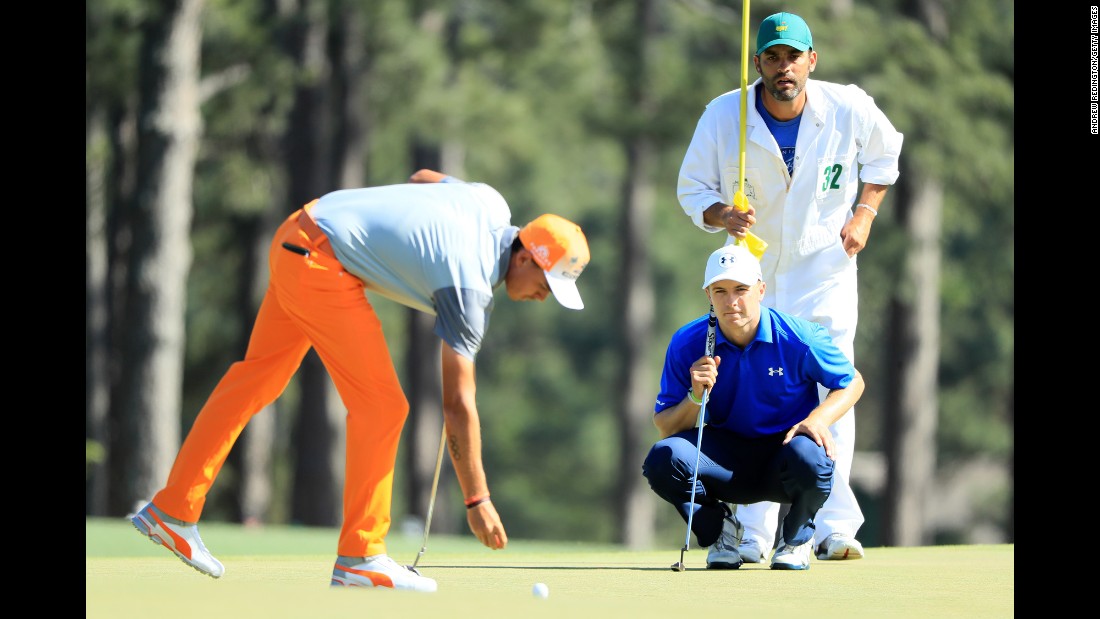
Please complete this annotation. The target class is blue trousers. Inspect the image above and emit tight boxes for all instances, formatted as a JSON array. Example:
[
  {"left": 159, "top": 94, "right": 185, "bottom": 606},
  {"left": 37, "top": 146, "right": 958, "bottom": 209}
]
[{"left": 642, "top": 426, "right": 834, "bottom": 548}]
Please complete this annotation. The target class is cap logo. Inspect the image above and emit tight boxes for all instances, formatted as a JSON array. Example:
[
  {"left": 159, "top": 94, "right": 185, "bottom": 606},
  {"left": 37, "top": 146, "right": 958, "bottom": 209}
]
[
  {"left": 718, "top": 254, "right": 739, "bottom": 268},
  {"left": 528, "top": 243, "right": 552, "bottom": 269},
  {"left": 775, "top": 24, "right": 788, "bottom": 32},
  {"left": 733, "top": 179, "right": 756, "bottom": 200},
  {"left": 560, "top": 256, "right": 586, "bottom": 279}
]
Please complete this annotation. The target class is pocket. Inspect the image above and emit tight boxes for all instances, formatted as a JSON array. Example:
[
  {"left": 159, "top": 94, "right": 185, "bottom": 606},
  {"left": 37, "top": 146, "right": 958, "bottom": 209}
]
[
  {"left": 721, "top": 166, "right": 762, "bottom": 204},
  {"left": 796, "top": 227, "right": 853, "bottom": 262}
]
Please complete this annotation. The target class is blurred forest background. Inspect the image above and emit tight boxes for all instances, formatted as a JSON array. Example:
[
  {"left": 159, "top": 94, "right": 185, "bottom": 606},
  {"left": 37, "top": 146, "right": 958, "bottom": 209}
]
[{"left": 86, "top": 0, "right": 1013, "bottom": 550}]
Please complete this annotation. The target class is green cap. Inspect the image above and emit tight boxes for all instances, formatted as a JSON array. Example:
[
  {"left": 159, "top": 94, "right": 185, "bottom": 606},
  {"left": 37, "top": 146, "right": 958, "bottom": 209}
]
[{"left": 756, "top": 12, "right": 813, "bottom": 56}]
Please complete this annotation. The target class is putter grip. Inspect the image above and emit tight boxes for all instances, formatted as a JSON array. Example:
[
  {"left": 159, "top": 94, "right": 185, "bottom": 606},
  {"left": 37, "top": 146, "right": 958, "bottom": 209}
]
[{"left": 705, "top": 310, "right": 717, "bottom": 357}]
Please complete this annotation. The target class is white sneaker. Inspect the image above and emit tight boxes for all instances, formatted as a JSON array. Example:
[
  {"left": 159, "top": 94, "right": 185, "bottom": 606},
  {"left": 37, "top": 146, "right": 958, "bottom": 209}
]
[
  {"left": 705, "top": 505, "right": 744, "bottom": 569},
  {"left": 331, "top": 554, "right": 438, "bottom": 592},
  {"left": 815, "top": 533, "right": 865, "bottom": 560},
  {"left": 737, "top": 538, "right": 766, "bottom": 563},
  {"left": 770, "top": 541, "right": 813, "bottom": 570},
  {"left": 130, "top": 502, "right": 225, "bottom": 578}
]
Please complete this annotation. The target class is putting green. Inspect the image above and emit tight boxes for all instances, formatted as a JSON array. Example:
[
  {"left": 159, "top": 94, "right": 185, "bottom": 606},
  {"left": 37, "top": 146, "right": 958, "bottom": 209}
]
[{"left": 87, "top": 518, "right": 1013, "bottom": 618}]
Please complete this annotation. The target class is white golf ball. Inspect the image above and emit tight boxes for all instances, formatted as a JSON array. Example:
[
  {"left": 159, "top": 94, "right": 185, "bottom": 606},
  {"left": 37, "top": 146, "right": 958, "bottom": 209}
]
[{"left": 532, "top": 582, "right": 549, "bottom": 598}]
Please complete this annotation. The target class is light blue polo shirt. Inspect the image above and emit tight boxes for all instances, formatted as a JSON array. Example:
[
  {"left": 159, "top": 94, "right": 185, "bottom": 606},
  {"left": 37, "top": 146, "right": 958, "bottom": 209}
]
[
  {"left": 655, "top": 307, "right": 855, "bottom": 437},
  {"left": 309, "top": 177, "right": 518, "bottom": 361}
]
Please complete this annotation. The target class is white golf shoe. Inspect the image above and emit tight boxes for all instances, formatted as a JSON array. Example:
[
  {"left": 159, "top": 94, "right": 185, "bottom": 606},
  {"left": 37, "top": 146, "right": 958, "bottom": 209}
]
[
  {"left": 705, "top": 505, "right": 744, "bottom": 569},
  {"left": 130, "top": 502, "right": 225, "bottom": 578},
  {"left": 815, "top": 533, "right": 865, "bottom": 560},
  {"left": 771, "top": 540, "right": 813, "bottom": 570},
  {"left": 331, "top": 554, "right": 438, "bottom": 592},
  {"left": 737, "top": 538, "right": 767, "bottom": 563}
]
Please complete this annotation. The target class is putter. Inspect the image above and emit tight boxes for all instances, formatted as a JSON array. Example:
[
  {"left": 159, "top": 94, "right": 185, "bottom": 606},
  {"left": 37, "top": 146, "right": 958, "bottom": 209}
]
[
  {"left": 410, "top": 424, "right": 447, "bottom": 572},
  {"left": 671, "top": 307, "right": 718, "bottom": 572}
]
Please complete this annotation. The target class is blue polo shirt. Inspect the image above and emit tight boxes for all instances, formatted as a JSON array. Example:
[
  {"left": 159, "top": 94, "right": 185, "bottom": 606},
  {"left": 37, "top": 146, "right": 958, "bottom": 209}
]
[{"left": 654, "top": 307, "right": 855, "bottom": 437}]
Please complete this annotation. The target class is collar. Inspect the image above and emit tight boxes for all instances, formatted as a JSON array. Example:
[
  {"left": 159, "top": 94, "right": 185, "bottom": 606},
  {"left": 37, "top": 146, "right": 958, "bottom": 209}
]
[
  {"left": 714, "top": 306, "right": 774, "bottom": 348},
  {"left": 492, "top": 226, "right": 521, "bottom": 290}
]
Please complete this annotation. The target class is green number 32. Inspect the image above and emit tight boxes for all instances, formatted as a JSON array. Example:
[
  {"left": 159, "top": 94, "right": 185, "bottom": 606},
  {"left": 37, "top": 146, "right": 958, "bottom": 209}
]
[{"left": 821, "top": 164, "right": 843, "bottom": 191}]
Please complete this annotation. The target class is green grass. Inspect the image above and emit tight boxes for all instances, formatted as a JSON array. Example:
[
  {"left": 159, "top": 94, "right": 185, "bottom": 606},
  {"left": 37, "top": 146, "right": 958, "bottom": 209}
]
[{"left": 87, "top": 518, "right": 1013, "bottom": 618}]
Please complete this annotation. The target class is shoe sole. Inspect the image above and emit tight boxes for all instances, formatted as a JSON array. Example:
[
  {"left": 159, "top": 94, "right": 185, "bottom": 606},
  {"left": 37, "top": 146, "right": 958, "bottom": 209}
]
[
  {"left": 706, "top": 561, "right": 744, "bottom": 570},
  {"left": 816, "top": 547, "right": 865, "bottom": 560},
  {"left": 331, "top": 563, "right": 437, "bottom": 592},
  {"left": 770, "top": 563, "right": 810, "bottom": 570},
  {"left": 330, "top": 577, "right": 437, "bottom": 592},
  {"left": 131, "top": 513, "right": 222, "bottom": 579}
]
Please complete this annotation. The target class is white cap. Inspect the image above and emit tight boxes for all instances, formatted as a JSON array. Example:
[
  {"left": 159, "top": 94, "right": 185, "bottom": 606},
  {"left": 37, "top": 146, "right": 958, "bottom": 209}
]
[{"left": 702, "top": 244, "right": 762, "bottom": 289}]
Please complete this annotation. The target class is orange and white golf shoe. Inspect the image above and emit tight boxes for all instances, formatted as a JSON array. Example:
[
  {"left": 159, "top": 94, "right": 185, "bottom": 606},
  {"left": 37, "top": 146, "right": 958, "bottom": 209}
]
[
  {"left": 330, "top": 554, "right": 437, "bottom": 592},
  {"left": 130, "top": 502, "right": 225, "bottom": 578}
]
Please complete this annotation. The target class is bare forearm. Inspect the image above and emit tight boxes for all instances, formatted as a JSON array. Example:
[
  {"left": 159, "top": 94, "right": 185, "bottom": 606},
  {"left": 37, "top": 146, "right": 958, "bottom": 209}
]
[
  {"left": 442, "top": 403, "right": 489, "bottom": 499},
  {"left": 806, "top": 371, "right": 865, "bottom": 428},
  {"left": 439, "top": 345, "right": 490, "bottom": 500},
  {"left": 856, "top": 184, "right": 888, "bottom": 213},
  {"left": 409, "top": 168, "right": 448, "bottom": 183},
  {"left": 653, "top": 396, "right": 704, "bottom": 439},
  {"left": 701, "top": 202, "right": 731, "bottom": 228}
]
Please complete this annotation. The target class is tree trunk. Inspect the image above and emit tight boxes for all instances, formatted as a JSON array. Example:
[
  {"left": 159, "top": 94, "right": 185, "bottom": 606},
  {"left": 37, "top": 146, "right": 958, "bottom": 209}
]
[
  {"left": 284, "top": 0, "right": 342, "bottom": 527},
  {"left": 615, "top": 0, "right": 658, "bottom": 549},
  {"left": 232, "top": 214, "right": 278, "bottom": 525},
  {"left": 883, "top": 166, "right": 941, "bottom": 546},
  {"left": 617, "top": 139, "right": 658, "bottom": 549},
  {"left": 405, "top": 310, "right": 448, "bottom": 529},
  {"left": 111, "top": 0, "right": 205, "bottom": 515},
  {"left": 86, "top": 108, "right": 111, "bottom": 515},
  {"left": 1006, "top": 374, "right": 1013, "bottom": 542},
  {"left": 881, "top": 0, "right": 948, "bottom": 547}
]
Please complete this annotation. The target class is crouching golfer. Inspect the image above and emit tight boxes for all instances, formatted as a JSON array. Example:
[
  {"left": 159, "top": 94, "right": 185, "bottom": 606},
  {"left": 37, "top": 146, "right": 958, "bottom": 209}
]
[
  {"left": 642, "top": 245, "right": 863, "bottom": 570},
  {"left": 131, "top": 169, "right": 591, "bottom": 592}
]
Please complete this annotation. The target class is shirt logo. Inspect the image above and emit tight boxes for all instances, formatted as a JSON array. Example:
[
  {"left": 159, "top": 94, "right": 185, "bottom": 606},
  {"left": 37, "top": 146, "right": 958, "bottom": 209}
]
[
  {"left": 732, "top": 180, "right": 756, "bottom": 200},
  {"left": 768, "top": 367, "right": 784, "bottom": 376}
]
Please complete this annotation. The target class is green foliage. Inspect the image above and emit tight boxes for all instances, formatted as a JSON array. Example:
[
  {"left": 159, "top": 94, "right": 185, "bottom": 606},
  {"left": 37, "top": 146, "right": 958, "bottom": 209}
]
[{"left": 86, "top": 440, "right": 107, "bottom": 479}]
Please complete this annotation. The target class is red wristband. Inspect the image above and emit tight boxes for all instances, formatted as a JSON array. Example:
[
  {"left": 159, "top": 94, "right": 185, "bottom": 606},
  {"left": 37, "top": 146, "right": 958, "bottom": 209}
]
[{"left": 464, "top": 494, "right": 491, "bottom": 509}]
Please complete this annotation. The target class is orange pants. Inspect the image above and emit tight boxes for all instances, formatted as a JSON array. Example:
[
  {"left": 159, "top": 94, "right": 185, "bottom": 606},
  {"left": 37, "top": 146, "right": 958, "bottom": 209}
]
[{"left": 153, "top": 202, "right": 409, "bottom": 557}]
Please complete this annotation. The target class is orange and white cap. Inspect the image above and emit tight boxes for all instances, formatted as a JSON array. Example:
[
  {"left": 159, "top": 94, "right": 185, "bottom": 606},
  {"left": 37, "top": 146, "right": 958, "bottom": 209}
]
[{"left": 518, "top": 214, "right": 590, "bottom": 310}]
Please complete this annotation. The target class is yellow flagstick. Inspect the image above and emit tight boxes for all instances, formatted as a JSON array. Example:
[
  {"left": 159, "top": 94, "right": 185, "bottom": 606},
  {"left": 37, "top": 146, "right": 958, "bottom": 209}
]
[{"left": 735, "top": 0, "right": 768, "bottom": 259}]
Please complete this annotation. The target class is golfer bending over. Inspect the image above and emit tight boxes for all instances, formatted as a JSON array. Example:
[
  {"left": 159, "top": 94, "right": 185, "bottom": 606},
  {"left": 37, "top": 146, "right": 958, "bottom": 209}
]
[
  {"left": 131, "top": 169, "right": 590, "bottom": 592},
  {"left": 642, "top": 244, "right": 863, "bottom": 570}
]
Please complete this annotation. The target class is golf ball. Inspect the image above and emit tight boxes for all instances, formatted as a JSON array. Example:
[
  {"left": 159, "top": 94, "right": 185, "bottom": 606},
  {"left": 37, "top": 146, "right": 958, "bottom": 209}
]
[{"left": 532, "top": 582, "right": 549, "bottom": 598}]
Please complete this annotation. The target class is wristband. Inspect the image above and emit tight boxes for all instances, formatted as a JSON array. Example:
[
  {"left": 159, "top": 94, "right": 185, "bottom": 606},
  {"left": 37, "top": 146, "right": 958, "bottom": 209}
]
[
  {"left": 464, "top": 494, "right": 491, "bottom": 509},
  {"left": 686, "top": 390, "right": 704, "bottom": 405},
  {"left": 855, "top": 203, "right": 878, "bottom": 217}
]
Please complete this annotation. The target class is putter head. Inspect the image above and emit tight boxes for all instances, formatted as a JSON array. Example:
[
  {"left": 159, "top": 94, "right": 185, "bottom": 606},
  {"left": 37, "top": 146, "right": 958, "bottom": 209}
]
[
  {"left": 405, "top": 565, "right": 423, "bottom": 576},
  {"left": 670, "top": 561, "right": 686, "bottom": 572}
]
